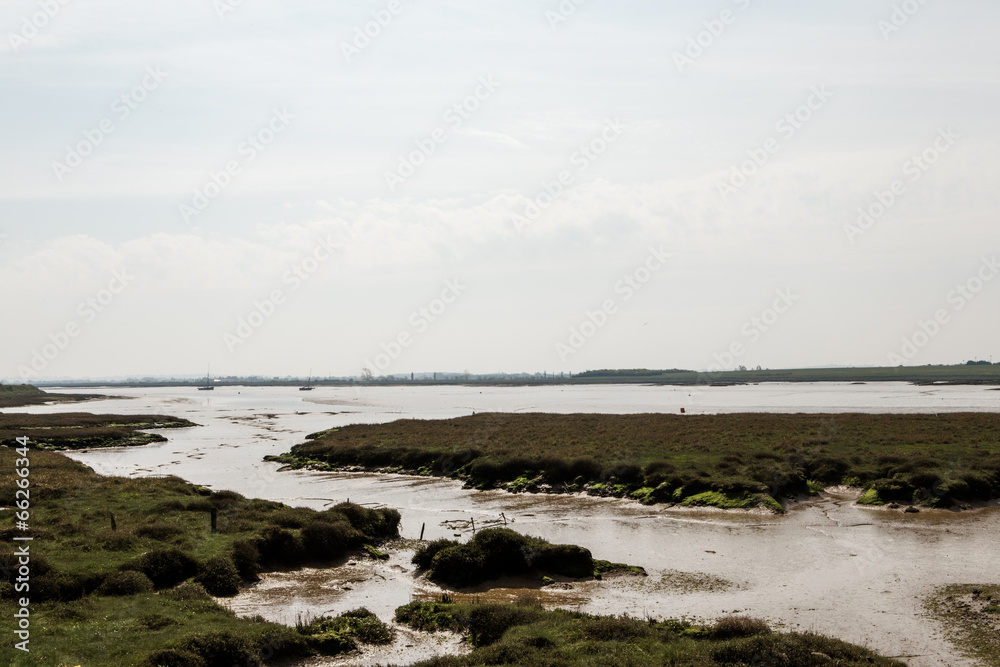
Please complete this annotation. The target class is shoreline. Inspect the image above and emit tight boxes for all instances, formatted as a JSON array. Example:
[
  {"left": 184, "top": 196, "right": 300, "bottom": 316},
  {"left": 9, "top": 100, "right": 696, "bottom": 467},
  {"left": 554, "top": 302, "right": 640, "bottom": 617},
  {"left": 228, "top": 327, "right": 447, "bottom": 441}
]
[{"left": 273, "top": 463, "right": 1000, "bottom": 516}]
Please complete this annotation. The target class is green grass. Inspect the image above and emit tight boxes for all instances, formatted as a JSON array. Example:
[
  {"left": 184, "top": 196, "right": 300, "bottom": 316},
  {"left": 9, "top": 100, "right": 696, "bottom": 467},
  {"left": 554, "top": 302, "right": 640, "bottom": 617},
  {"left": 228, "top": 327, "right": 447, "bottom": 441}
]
[
  {"left": 271, "top": 412, "right": 1000, "bottom": 510},
  {"left": 0, "top": 384, "right": 105, "bottom": 408},
  {"left": 0, "top": 445, "right": 402, "bottom": 664},
  {"left": 0, "top": 446, "right": 399, "bottom": 595},
  {"left": 394, "top": 601, "right": 906, "bottom": 666},
  {"left": 0, "top": 412, "right": 196, "bottom": 450},
  {"left": 0, "top": 585, "right": 302, "bottom": 666},
  {"left": 0, "top": 588, "right": 396, "bottom": 666}
]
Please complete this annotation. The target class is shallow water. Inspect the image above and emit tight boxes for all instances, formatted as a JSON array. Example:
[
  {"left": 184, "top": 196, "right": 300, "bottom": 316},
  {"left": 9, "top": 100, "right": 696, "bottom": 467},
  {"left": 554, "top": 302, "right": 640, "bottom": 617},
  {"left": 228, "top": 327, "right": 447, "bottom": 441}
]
[{"left": 8, "top": 383, "right": 1000, "bottom": 666}]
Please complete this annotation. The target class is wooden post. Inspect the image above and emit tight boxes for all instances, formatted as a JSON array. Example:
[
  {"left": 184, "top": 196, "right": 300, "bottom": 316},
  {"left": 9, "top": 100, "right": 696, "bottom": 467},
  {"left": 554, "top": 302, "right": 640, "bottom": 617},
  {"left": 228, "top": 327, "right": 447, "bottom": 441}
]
[
  {"left": 419, "top": 523, "right": 425, "bottom": 541},
  {"left": 110, "top": 513, "right": 116, "bottom": 532},
  {"left": 210, "top": 508, "right": 218, "bottom": 534},
  {"left": 501, "top": 512, "right": 507, "bottom": 526},
  {"left": 471, "top": 517, "right": 476, "bottom": 534}
]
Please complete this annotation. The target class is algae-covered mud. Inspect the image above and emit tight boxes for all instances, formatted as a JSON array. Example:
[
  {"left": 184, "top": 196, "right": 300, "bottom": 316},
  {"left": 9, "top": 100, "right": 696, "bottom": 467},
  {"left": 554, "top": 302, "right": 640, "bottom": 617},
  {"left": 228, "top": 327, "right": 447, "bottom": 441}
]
[
  {"left": 7, "top": 384, "right": 1000, "bottom": 665},
  {"left": 925, "top": 584, "right": 1000, "bottom": 666}
]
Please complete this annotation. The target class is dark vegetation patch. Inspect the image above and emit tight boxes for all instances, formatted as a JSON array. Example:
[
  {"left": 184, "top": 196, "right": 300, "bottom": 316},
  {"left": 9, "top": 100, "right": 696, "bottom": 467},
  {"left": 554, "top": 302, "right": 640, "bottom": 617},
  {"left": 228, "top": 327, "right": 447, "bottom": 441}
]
[
  {"left": 395, "top": 600, "right": 906, "bottom": 666},
  {"left": 270, "top": 412, "right": 1000, "bottom": 510},
  {"left": 0, "top": 411, "right": 196, "bottom": 450},
  {"left": 410, "top": 528, "right": 637, "bottom": 588}
]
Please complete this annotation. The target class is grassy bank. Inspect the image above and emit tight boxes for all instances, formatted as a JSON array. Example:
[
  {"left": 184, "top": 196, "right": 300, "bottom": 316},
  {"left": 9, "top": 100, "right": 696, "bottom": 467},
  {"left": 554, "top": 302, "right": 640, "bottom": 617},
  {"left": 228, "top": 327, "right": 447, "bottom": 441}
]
[
  {"left": 924, "top": 584, "right": 1000, "bottom": 666},
  {"left": 412, "top": 528, "right": 643, "bottom": 588},
  {"left": 270, "top": 412, "right": 1000, "bottom": 510},
  {"left": 0, "top": 588, "right": 395, "bottom": 666},
  {"left": 0, "top": 446, "right": 402, "bottom": 664},
  {"left": 0, "top": 384, "right": 105, "bottom": 408},
  {"left": 393, "top": 600, "right": 905, "bottom": 666},
  {"left": 0, "top": 412, "right": 196, "bottom": 449}
]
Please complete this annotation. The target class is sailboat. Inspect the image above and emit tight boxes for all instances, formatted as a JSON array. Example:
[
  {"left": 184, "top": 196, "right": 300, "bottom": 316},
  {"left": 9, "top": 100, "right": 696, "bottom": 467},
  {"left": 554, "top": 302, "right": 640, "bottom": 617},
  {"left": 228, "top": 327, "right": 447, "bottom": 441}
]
[
  {"left": 299, "top": 370, "right": 314, "bottom": 391},
  {"left": 198, "top": 365, "right": 215, "bottom": 391}
]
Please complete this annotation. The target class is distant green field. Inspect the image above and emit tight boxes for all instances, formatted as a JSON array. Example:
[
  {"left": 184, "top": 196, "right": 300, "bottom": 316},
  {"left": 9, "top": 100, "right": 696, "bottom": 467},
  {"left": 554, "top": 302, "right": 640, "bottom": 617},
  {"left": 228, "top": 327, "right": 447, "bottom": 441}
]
[
  {"left": 573, "top": 364, "right": 1000, "bottom": 385},
  {"left": 272, "top": 412, "right": 1000, "bottom": 510}
]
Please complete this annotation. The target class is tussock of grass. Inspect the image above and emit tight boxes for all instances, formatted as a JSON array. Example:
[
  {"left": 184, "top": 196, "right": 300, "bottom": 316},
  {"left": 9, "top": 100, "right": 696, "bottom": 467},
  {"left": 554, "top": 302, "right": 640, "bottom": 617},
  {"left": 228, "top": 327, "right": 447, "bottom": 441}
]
[
  {"left": 395, "top": 601, "right": 906, "bottom": 666},
  {"left": 857, "top": 488, "right": 884, "bottom": 506},
  {"left": 411, "top": 528, "right": 630, "bottom": 587},
  {"left": 272, "top": 412, "right": 1000, "bottom": 510},
  {"left": 297, "top": 607, "right": 395, "bottom": 653}
]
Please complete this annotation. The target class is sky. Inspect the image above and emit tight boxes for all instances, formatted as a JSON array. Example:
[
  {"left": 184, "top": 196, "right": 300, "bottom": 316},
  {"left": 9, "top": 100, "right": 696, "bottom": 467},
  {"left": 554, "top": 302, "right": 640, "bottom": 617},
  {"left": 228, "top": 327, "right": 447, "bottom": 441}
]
[{"left": 1, "top": 0, "right": 998, "bottom": 380}]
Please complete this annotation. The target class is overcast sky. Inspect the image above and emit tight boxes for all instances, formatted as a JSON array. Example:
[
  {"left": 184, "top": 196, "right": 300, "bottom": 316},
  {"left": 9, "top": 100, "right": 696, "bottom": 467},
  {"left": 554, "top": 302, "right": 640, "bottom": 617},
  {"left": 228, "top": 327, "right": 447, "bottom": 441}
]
[{"left": 2, "top": 0, "right": 998, "bottom": 380}]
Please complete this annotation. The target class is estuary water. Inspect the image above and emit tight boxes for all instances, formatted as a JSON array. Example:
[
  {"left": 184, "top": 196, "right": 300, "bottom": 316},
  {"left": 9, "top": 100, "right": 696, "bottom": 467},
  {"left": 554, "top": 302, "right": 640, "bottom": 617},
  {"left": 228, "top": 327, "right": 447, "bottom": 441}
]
[{"left": 8, "top": 382, "right": 1000, "bottom": 666}]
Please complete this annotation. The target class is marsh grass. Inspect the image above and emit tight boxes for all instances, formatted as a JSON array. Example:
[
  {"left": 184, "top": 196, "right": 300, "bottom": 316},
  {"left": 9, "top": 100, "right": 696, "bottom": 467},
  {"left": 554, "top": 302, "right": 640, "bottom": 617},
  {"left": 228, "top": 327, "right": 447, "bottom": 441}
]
[
  {"left": 0, "top": 412, "right": 196, "bottom": 449},
  {"left": 0, "top": 446, "right": 401, "bottom": 663},
  {"left": 273, "top": 412, "right": 1000, "bottom": 510},
  {"left": 0, "top": 588, "right": 308, "bottom": 666},
  {"left": 395, "top": 601, "right": 906, "bottom": 666},
  {"left": 0, "top": 384, "right": 104, "bottom": 408}
]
